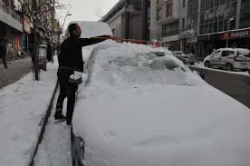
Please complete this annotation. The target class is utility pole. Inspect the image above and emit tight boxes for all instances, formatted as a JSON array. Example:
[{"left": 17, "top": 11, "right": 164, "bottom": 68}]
[
  {"left": 32, "top": 0, "right": 39, "bottom": 80},
  {"left": 51, "top": 0, "right": 56, "bottom": 60}
]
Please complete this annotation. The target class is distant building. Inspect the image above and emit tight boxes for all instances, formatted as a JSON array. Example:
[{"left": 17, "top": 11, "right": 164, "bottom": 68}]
[
  {"left": 180, "top": 0, "right": 250, "bottom": 57},
  {"left": 101, "top": 0, "right": 150, "bottom": 41},
  {"left": 150, "top": 0, "right": 181, "bottom": 51}
]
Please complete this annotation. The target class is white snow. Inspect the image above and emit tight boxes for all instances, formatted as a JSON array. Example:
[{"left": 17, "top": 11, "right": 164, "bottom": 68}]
[
  {"left": 0, "top": 61, "right": 58, "bottom": 166},
  {"left": 72, "top": 43, "right": 250, "bottom": 166},
  {"left": 193, "top": 61, "right": 249, "bottom": 76},
  {"left": 65, "top": 21, "right": 113, "bottom": 39},
  {"left": 34, "top": 90, "right": 72, "bottom": 166}
]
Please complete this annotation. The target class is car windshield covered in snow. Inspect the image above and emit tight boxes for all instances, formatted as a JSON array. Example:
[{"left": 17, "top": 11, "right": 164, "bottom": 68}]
[{"left": 88, "top": 44, "right": 201, "bottom": 86}]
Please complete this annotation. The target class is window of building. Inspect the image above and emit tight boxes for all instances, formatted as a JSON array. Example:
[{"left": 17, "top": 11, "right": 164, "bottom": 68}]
[
  {"left": 166, "top": 2, "right": 172, "bottom": 17},
  {"left": 162, "top": 22, "right": 179, "bottom": 37},
  {"left": 156, "top": 7, "right": 163, "bottom": 20},
  {"left": 240, "top": 0, "right": 250, "bottom": 28},
  {"left": 182, "top": 18, "right": 185, "bottom": 30},
  {"left": 183, "top": 0, "right": 185, "bottom": 7}
]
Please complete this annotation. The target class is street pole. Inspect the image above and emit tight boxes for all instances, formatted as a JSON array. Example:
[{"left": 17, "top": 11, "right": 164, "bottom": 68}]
[
  {"left": 226, "top": 18, "right": 234, "bottom": 48},
  {"left": 51, "top": 0, "right": 55, "bottom": 61},
  {"left": 226, "top": 20, "right": 230, "bottom": 48},
  {"left": 32, "top": 0, "right": 39, "bottom": 81},
  {"left": 62, "top": 8, "right": 71, "bottom": 30}
]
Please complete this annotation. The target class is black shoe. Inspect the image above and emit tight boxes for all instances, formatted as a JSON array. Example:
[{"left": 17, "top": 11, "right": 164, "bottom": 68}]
[
  {"left": 54, "top": 113, "right": 66, "bottom": 120},
  {"left": 66, "top": 120, "right": 71, "bottom": 126}
]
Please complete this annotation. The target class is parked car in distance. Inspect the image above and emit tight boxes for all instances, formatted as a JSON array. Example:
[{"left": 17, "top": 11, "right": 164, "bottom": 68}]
[
  {"left": 172, "top": 51, "right": 196, "bottom": 65},
  {"left": 204, "top": 48, "right": 250, "bottom": 71}
]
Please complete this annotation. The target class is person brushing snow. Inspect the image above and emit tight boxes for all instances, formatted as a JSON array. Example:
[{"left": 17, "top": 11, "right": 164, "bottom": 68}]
[{"left": 55, "top": 23, "right": 114, "bottom": 125}]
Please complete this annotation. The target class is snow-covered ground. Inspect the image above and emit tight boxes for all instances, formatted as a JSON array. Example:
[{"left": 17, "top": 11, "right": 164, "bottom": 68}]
[
  {"left": 0, "top": 62, "right": 58, "bottom": 166},
  {"left": 34, "top": 89, "right": 72, "bottom": 166},
  {"left": 193, "top": 61, "right": 249, "bottom": 76}
]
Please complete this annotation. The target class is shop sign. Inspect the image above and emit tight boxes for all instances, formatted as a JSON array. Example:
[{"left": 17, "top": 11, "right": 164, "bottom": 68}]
[
  {"left": 232, "top": 30, "right": 250, "bottom": 38},
  {"left": 14, "top": 35, "right": 19, "bottom": 52},
  {"left": 180, "top": 29, "right": 196, "bottom": 39},
  {"left": 204, "top": 5, "right": 231, "bottom": 21},
  {"left": 220, "top": 29, "right": 250, "bottom": 40},
  {"left": 23, "top": 15, "right": 31, "bottom": 34}
]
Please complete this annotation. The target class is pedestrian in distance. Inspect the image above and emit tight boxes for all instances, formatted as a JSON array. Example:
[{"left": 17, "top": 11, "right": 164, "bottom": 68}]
[
  {"left": 55, "top": 23, "right": 114, "bottom": 125},
  {"left": 46, "top": 43, "right": 52, "bottom": 62},
  {"left": 0, "top": 38, "right": 8, "bottom": 69}
]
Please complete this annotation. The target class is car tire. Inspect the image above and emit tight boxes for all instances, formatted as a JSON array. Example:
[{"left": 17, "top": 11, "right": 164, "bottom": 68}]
[
  {"left": 204, "top": 61, "right": 210, "bottom": 68},
  {"left": 71, "top": 130, "right": 85, "bottom": 166},
  {"left": 226, "top": 63, "right": 233, "bottom": 71}
]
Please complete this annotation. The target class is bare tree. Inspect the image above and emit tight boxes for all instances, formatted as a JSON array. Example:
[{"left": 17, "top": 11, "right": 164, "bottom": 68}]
[{"left": 19, "top": 0, "right": 65, "bottom": 80}]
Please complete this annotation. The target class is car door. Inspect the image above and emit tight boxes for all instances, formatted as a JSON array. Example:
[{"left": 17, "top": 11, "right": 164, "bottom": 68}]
[
  {"left": 210, "top": 50, "right": 222, "bottom": 67},
  {"left": 221, "top": 50, "right": 235, "bottom": 66}
]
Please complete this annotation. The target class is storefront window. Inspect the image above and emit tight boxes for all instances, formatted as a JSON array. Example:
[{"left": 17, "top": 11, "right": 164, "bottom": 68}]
[
  {"left": 200, "top": 0, "right": 237, "bottom": 35},
  {"left": 240, "top": 0, "right": 250, "bottom": 28},
  {"left": 162, "top": 22, "right": 179, "bottom": 37}
]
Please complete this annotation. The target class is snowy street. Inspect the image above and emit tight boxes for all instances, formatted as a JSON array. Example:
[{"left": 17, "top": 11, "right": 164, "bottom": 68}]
[
  {"left": 34, "top": 89, "right": 72, "bottom": 166},
  {"left": 190, "top": 63, "right": 250, "bottom": 108},
  {"left": 0, "top": 61, "right": 59, "bottom": 166},
  {"left": 0, "top": 58, "right": 32, "bottom": 89}
]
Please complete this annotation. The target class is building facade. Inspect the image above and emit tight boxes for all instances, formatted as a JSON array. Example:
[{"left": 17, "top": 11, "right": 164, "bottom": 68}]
[
  {"left": 180, "top": 0, "right": 250, "bottom": 57},
  {"left": 0, "top": 0, "right": 23, "bottom": 59},
  {"left": 0, "top": 0, "right": 58, "bottom": 59},
  {"left": 150, "top": 0, "right": 180, "bottom": 51},
  {"left": 101, "top": 0, "right": 150, "bottom": 42}
]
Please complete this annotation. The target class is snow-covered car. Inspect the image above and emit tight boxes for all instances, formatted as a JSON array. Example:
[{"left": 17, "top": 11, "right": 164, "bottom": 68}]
[
  {"left": 204, "top": 48, "right": 250, "bottom": 71},
  {"left": 172, "top": 51, "right": 196, "bottom": 65},
  {"left": 71, "top": 43, "right": 250, "bottom": 166}
]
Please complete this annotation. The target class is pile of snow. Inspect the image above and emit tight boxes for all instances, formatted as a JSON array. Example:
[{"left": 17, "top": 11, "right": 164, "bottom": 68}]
[
  {"left": 0, "top": 62, "right": 58, "bottom": 166},
  {"left": 70, "top": 43, "right": 250, "bottom": 166},
  {"left": 65, "top": 21, "right": 113, "bottom": 38}
]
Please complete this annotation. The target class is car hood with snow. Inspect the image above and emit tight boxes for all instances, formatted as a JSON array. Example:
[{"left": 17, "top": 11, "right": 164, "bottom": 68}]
[{"left": 72, "top": 43, "right": 250, "bottom": 166}]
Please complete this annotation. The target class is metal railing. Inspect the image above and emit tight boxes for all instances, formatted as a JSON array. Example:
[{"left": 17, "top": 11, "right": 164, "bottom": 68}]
[{"left": 0, "top": 1, "right": 21, "bottom": 22}]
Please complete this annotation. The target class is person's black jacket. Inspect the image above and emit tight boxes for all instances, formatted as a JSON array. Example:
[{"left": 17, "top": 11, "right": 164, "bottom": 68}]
[
  {"left": 58, "top": 36, "right": 108, "bottom": 72},
  {"left": 0, "top": 40, "right": 6, "bottom": 55}
]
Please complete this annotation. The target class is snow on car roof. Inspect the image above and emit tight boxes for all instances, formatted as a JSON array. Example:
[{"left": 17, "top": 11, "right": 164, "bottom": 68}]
[{"left": 65, "top": 21, "right": 113, "bottom": 38}]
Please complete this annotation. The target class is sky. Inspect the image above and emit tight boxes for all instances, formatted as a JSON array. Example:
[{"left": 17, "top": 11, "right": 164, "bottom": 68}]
[{"left": 56, "top": 0, "right": 120, "bottom": 30}]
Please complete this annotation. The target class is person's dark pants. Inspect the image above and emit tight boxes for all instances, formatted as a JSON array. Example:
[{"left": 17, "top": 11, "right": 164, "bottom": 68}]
[
  {"left": 1, "top": 53, "right": 7, "bottom": 68},
  {"left": 56, "top": 69, "right": 78, "bottom": 125}
]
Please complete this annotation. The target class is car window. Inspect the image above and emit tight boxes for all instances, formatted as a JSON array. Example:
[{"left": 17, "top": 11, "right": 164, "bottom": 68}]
[
  {"left": 222, "top": 51, "right": 234, "bottom": 57},
  {"left": 212, "top": 50, "right": 221, "bottom": 58},
  {"left": 89, "top": 51, "right": 199, "bottom": 87}
]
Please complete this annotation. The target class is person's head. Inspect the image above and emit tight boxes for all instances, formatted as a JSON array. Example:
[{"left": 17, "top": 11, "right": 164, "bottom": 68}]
[{"left": 68, "top": 23, "right": 82, "bottom": 37}]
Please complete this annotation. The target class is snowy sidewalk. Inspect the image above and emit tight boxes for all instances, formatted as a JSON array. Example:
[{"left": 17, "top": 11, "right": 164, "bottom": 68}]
[{"left": 0, "top": 62, "right": 58, "bottom": 166}]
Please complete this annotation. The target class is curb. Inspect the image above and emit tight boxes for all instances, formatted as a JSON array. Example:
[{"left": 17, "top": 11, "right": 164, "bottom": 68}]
[{"left": 29, "top": 80, "right": 59, "bottom": 166}]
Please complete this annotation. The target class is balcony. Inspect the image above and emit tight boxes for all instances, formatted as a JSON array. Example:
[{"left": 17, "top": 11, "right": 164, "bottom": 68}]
[{"left": 0, "top": 1, "right": 22, "bottom": 32}]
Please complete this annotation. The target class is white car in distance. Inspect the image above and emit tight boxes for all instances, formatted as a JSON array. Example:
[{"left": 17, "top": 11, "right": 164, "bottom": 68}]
[{"left": 204, "top": 48, "right": 250, "bottom": 71}]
